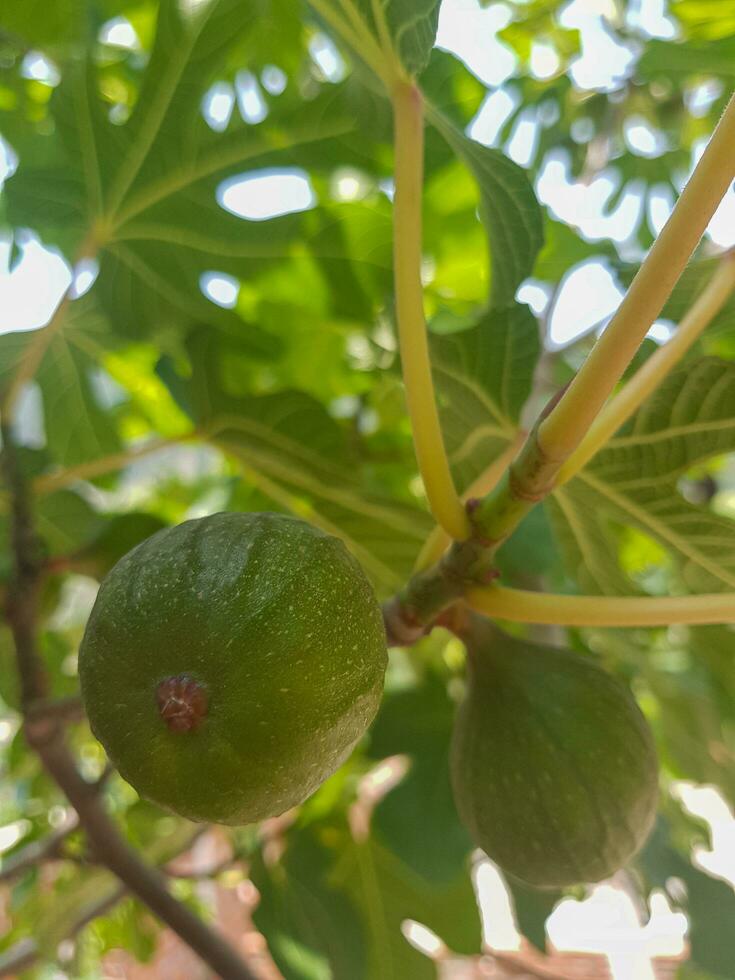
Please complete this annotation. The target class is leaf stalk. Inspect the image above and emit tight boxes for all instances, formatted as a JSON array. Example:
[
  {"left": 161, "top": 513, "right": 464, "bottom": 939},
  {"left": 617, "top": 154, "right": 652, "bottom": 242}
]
[
  {"left": 413, "top": 434, "right": 525, "bottom": 571},
  {"left": 392, "top": 80, "right": 470, "bottom": 541},
  {"left": 467, "top": 92, "right": 735, "bottom": 554},
  {"left": 557, "top": 250, "right": 735, "bottom": 483},
  {"left": 466, "top": 585, "right": 735, "bottom": 627},
  {"left": 540, "top": 92, "right": 735, "bottom": 460}
]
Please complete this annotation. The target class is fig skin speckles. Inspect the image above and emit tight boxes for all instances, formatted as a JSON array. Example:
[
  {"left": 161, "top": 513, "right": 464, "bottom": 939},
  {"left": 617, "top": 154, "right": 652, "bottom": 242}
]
[
  {"left": 450, "top": 621, "right": 659, "bottom": 889},
  {"left": 156, "top": 675, "right": 208, "bottom": 732},
  {"left": 78, "top": 511, "right": 388, "bottom": 825}
]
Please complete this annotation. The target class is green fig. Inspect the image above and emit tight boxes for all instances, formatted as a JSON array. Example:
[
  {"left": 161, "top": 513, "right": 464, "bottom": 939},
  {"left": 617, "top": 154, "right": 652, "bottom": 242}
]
[
  {"left": 450, "top": 621, "right": 659, "bottom": 888},
  {"left": 79, "top": 512, "right": 387, "bottom": 824}
]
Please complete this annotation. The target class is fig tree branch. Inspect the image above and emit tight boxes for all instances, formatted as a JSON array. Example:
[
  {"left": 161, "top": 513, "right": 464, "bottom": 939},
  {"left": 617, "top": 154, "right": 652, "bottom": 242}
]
[
  {"left": 392, "top": 80, "right": 470, "bottom": 541},
  {"left": 0, "top": 831, "right": 207, "bottom": 978},
  {"left": 557, "top": 249, "right": 735, "bottom": 483},
  {"left": 464, "top": 92, "right": 735, "bottom": 556},
  {"left": 0, "top": 422, "right": 258, "bottom": 980},
  {"left": 383, "top": 76, "right": 735, "bottom": 638},
  {"left": 413, "top": 434, "right": 525, "bottom": 572},
  {"left": 539, "top": 92, "right": 735, "bottom": 461},
  {"left": 386, "top": 242, "right": 735, "bottom": 637}
]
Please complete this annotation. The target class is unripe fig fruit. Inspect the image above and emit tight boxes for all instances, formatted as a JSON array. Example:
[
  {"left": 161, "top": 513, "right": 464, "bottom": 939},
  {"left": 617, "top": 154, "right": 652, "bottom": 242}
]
[
  {"left": 450, "top": 622, "right": 658, "bottom": 888},
  {"left": 79, "top": 512, "right": 387, "bottom": 824}
]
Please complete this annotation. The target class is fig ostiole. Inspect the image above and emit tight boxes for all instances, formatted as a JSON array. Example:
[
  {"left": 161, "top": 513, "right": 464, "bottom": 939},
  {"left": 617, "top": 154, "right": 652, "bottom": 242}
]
[
  {"left": 450, "top": 620, "right": 659, "bottom": 888},
  {"left": 79, "top": 512, "right": 388, "bottom": 825}
]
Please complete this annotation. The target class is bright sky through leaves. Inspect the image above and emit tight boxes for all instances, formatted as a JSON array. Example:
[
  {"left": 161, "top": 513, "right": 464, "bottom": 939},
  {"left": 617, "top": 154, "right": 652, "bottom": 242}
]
[
  {"left": 2, "top": 0, "right": 735, "bottom": 344},
  {"left": 2, "top": 0, "right": 735, "bottom": 975}
]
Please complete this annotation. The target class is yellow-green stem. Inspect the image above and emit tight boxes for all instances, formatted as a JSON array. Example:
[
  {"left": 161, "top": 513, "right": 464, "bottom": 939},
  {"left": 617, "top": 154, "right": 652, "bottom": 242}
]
[
  {"left": 393, "top": 81, "right": 470, "bottom": 541},
  {"left": 539, "top": 92, "right": 735, "bottom": 462},
  {"left": 469, "top": 92, "right": 735, "bottom": 551},
  {"left": 557, "top": 249, "right": 735, "bottom": 483},
  {"left": 466, "top": 584, "right": 735, "bottom": 627},
  {"left": 414, "top": 434, "right": 524, "bottom": 571}
]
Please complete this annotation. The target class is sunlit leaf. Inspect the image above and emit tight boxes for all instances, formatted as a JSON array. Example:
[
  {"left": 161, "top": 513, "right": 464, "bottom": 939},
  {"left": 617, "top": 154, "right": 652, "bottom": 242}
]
[
  {"left": 251, "top": 827, "right": 366, "bottom": 980},
  {"left": 428, "top": 108, "right": 545, "bottom": 310},
  {"left": 157, "top": 329, "right": 432, "bottom": 592},
  {"left": 335, "top": 834, "right": 481, "bottom": 978},
  {"left": 638, "top": 817, "right": 735, "bottom": 979},
  {"left": 367, "top": 671, "right": 473, "bottom": 883},
  {"left": 431, "top": 303, "right": 540, "bottom": 491},
  {"left": 308, "top": 0, "right": 440, "bottom": 77}
]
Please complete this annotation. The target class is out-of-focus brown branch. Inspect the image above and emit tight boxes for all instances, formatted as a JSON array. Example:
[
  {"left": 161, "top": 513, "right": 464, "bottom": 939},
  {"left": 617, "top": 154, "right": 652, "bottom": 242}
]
[
  {"left": 165, "top": 852, "right": 242, "bottom": 881},
  {"left": 1, "top": 421, "right": 258, "bottom": 980},
  {"left": 1, "top": 423, "right": 48, "bottom": 711},
  {"left": 26, "top": 695, "right": 85, "bottom": 730},
  {"left": 0, "top": 938, "right": 40, "bottom": 978}
]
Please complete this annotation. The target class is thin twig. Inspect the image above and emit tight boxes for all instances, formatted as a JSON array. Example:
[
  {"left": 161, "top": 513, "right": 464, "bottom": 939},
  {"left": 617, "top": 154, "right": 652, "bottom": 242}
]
[
  {"left": 0, "top": 815, "right": 79, "bottom": 883},
  {"left": 0, "top": 938, "right": 39, "bottom": 978},
  {"left": 0, "top": 834, "right": 210, "bottom": 979}
]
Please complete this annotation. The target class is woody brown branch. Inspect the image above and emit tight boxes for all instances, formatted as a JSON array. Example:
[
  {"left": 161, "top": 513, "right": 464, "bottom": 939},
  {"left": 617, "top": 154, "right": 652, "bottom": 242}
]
[{"left": 1, "top": 421, "right": 259, "bottom": 980}]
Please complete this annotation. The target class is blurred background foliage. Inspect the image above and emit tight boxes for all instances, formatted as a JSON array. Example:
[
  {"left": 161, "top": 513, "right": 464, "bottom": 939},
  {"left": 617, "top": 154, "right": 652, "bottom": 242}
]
[{"left": 0, "top": 0, "right": 734, "bottom": 976}]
